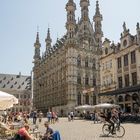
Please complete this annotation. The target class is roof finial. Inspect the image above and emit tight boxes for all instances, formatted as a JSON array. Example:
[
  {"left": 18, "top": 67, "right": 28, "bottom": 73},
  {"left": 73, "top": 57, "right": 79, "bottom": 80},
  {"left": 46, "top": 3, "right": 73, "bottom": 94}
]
[
  {"left": 37, "top": 25, "right": 39, "bottom": 32},
  {"left": 36, "top": 32, "right": 40, "bottom": 43},
  {"left": 123, "top": 22, "right": 127, "bottom": 32},
  {"left": 137, "top": 22, "right": 139, "bottom": 30},
  {"left": 47, "top": 28, "right": 51, "bottom": 39},
  {"left": 35, "top": 25, "right": 40, "bottom": 44},
  {"left": 68, "top": 0, "right": 74, "bottom": 3}
]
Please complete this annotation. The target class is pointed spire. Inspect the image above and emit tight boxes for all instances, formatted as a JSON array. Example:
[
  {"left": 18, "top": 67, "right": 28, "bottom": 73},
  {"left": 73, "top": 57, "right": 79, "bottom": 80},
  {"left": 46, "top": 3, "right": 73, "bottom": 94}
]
[
  {"left": 36, "top": 32, "right": 39, "bottom": 43},
  {"left": 34, "top": 32, "right": 41, "bottom": 61},
  {"left": 65, "top": 0, "right": 76, "bottom": 43},
  {"left": 34, "top": 32, "right": 41, "bottom": 46},
  {"left": 47, "top": 28, "right": 51, "bottom": 41},
  {"left": 68, "top": 0, "right": 74, "bottom": 3},
  {"left": 45, "top": 28, "right": 52, "bottom": 49},
  {"left": 66, "top": 0, "right": 76, "bottom": 9},
  {"left": 93, "top": 0, "right": 103, "bottom": 47},
  {"left": 95, "top": 0, "right": 100, "bottom": 16},
  {"left": 80, "top": 0, "right": 90, "bottom": 21}
]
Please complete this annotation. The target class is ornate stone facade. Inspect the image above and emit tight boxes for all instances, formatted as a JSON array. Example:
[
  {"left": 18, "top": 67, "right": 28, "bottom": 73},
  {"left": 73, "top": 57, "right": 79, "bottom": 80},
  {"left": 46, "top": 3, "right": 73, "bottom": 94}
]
[
  {"left": 33, "top": 0, "right": 102, "bottom": 115},
  {"left": 99, "top": 22, "right": 140, "bottom": 113}
]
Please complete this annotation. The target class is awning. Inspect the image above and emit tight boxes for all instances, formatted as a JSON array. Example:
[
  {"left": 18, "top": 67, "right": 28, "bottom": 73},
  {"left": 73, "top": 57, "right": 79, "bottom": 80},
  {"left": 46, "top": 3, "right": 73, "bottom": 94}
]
[{"left": 99, "top": 85, "right": 140, "bottom": 96}]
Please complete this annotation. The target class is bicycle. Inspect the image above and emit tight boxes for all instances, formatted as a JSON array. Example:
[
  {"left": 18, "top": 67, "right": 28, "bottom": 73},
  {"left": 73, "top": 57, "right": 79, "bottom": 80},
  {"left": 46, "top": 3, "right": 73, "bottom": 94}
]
[{"left": 102, "top": 122, "right": 125, "bottom": 137}]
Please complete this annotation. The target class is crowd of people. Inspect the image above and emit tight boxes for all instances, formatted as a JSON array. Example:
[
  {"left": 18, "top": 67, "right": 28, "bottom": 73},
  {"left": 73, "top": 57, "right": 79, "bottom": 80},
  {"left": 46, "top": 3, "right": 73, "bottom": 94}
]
[
  {"left": 0, "top": 110, "right": 60, "bottom": 140},
  {"left": 1, "top": 107, "right": 138, "bottom": 139}
]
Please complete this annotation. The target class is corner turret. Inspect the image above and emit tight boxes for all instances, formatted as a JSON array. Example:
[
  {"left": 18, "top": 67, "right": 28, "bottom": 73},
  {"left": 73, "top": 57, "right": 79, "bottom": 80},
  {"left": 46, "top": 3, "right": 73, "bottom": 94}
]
[
  {"left": 80, "top": 0, "right": 90, "bottom": 22},
  {"left": 93, "top": 0, "right": 103, "bottom": 47},
  {"left": 33, "top": 32, "right": 41, "bottom": 62},
  {"left": 65, "top": 0, "right": 77, "bottom": 45}
]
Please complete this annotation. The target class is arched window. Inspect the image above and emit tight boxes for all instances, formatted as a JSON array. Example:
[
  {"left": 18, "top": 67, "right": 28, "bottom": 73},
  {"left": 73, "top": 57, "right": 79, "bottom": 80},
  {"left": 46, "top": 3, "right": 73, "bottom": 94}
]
[
  {"left": 125, "top": 94, "right": 131, "bottom": 101},
  {"left": 77, "top": 92, "right": 81, "bottom": 105},
  {"left": 77, "top": 55, "right": 81, "bottom": 66},
  {"left": 132, "top": 93, "right": 139, "bottom": 101},
  {"left": 85, "top": 94, "right": 89, "bottom": 105},
  {"left": 85, "top": 57, "right": 88, "bottom": 67},
  {"left": 92, "top": 58, "right": 96, "bottom": 69},
  {"left": 105, "top": 48, "right": 108, "bottom": 55},
  {"left": 93, "top": 78, "right": 96, "bottom": 86},
  {"left": 118, "top": 96, "right": 123, "bottom": 102},
  {"left": 77, "top": 73, "right": 81, "bottom": 84},
  {"left": 85, "top": 75, "right": 89, "bottom": 85}
]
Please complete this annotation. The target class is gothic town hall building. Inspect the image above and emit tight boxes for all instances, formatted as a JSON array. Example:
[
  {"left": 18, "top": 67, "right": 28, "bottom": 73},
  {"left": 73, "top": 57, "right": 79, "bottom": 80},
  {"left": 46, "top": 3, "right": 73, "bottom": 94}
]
[{"left": 33, "top": 0, "right": 103, "bottom": 115}]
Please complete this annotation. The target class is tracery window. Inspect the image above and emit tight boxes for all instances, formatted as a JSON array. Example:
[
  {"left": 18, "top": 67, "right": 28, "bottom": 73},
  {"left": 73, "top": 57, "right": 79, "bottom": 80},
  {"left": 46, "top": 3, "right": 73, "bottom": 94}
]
[
  {"left": 77, "top": 74, "right": 81, "bottom": 84},
  {"left": 92, "top": 58, "right": 96, "bottom": 69},
  {"left": 85, "top": 57, "right": 88, "bottom": 67},
  {"left": 77, "top": 92, "right": 81, "bottom": 105},
  {"left": 85, "top": 94, "right": 89, "bottom": 105},
  {"left": 85, "top": 75, "right": 89, "bottom": 85},
  {"left": 77, "top": 55, "right": 81, "bottom": 66}
]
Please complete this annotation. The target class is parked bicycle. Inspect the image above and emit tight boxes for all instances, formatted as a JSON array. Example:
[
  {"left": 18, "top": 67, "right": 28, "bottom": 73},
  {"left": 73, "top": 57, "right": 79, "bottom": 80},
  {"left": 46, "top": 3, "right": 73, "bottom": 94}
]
[{"left": 102, "top": 122, "right": 125, "bottom": 137}]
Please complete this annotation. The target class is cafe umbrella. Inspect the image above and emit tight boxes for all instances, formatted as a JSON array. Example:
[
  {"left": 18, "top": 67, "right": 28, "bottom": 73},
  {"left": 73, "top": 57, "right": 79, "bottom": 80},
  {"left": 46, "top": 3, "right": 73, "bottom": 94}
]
[
  {"left": 75, "top": 104, "right": 94, "bottom": 111},
  {"left": 92, "top": 103, "right": 120, "bottom": 109},
  {"left": 0, "top": 90, "right": 18, "bottom": 110}
]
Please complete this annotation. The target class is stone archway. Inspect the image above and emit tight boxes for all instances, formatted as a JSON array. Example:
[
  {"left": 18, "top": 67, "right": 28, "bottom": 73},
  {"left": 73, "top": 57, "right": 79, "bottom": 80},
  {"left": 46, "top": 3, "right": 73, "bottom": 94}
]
[
  {"left": 125, "top": 94, "right": 131, "bottom": 101},
  {"left": 132, "top": 93, "right": 139, "bottom": 113},
  {"left": 125, "top": 94, "right": 131, "bottom": 113},
  {"left": 132, "top": 93, "right": 139, "bottom": 102},
  {"left": 117, "top": 95, "right": 124, "bottom": 111},
  {"left": 118, "top": 95, "right": 123, "bottom": 102}
]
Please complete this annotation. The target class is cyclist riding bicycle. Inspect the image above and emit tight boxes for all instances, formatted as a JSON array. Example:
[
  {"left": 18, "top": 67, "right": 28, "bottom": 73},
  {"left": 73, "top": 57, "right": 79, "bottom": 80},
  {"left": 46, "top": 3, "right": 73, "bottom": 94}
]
[{"left": 106, "top": 108, "right": 120, "bottom": 135}]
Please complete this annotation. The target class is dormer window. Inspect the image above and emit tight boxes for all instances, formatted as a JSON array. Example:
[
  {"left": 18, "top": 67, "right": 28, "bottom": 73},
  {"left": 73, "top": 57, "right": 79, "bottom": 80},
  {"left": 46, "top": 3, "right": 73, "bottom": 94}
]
[
  {"left": 123, "top": 39, "right": 127, "bottom": 47},
  {"left": 18, "top": 85, "right": 21, "bottom": 89},
  {"left": 105, "top": 48, "right": 108, "bottom": 55},
  {"left": 14, "top": 81, "right": 17, "bottom": 85}
]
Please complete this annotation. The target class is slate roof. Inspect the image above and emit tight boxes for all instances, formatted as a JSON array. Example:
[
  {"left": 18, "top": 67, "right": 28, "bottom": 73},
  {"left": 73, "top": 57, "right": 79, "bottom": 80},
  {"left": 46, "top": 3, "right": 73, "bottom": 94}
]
[{"left": 0, "top": 73, "right": 31, "bottom": 91}]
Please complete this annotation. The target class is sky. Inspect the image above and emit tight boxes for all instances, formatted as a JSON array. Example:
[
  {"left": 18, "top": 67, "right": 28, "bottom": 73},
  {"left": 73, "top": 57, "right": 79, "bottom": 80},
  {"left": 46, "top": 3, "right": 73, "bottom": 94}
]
[{"left": 0, "top": 0, "right": 140, "bottom": 76}]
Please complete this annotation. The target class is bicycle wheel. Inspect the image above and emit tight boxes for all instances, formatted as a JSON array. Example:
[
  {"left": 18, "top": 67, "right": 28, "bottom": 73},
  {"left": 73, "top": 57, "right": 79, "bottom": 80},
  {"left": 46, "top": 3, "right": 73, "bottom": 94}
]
[
  {"left": 102, "top": 124, "right": 111, "bottom": 135},
  {"left": 115, "top": 125, "right": 125, "bottom": 137}
]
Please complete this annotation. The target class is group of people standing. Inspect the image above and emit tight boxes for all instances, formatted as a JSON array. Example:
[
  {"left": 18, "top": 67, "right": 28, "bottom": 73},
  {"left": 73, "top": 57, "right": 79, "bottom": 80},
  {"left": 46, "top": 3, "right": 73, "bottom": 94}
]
[{"left": 46, "top": 111, "right": 59, "bottom": 124}]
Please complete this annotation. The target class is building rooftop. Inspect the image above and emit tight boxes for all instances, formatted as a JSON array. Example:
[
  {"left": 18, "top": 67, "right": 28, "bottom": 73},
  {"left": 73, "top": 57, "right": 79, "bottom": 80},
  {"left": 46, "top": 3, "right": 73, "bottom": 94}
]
[{"left": 0, "top": 73, "right": 31, "bottom": 91}]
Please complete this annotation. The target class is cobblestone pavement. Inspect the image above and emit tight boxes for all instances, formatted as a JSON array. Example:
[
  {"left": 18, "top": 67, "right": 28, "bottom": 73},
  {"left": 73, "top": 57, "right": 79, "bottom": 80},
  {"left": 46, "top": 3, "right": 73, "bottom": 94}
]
[{"left": 34, "top": 118, "right": 140, "bottom": 140}]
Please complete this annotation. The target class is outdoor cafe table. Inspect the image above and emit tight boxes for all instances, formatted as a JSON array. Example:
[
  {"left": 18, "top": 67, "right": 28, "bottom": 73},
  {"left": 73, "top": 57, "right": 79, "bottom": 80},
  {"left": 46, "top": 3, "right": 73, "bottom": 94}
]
[
  {"left": 30, "top": 130, "right": 41, "bottom": 138},
  {"left": 9, "top": 122, "right": 22, "bottom": 130}
]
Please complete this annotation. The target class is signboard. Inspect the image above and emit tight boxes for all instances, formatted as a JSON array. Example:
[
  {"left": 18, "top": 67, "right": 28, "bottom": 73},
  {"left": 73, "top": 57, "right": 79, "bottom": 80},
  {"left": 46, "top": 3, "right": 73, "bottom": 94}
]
[{"left": 82, "top": 88, "right": 94, "bottom": 94}]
